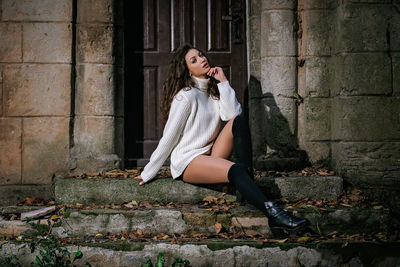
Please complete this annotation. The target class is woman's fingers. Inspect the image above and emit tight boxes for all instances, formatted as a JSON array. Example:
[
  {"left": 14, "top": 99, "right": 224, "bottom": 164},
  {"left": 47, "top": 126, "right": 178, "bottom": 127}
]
[
  {"left": 207, "top": 67, "right": 221, "bottom": 77},
  {"left": 134, "top": 176, "right": 145, "bottom": 185},
  {"left": 207, "top": 67, "right": 227, "bottom": 82}
]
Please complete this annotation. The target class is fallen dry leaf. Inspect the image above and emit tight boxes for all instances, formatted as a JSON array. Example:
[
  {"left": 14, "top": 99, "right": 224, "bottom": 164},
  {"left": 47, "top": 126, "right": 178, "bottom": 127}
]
[
  {"left": 214, "top": 222, "right": 223, "bottom": 234},
  {"left": 203, "top": 196, "right": 218, "bottom": 203},
  {"left": 244, "top": 230, "right": 259, "bottom": 237},
  {"left": 297, "top": 236, "right": 310, "bottom": 243}
]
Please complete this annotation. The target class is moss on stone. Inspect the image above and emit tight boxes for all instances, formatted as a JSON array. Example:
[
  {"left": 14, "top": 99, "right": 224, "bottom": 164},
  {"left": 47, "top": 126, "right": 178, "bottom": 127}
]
[{"left": 78, "top": 241, "right": 147, "bottom": 251}]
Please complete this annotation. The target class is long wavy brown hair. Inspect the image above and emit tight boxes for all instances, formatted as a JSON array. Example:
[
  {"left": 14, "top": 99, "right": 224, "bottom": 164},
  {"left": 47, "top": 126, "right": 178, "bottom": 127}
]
[{"left": 160, "top": 43, "right": 220, "bottom": 123}]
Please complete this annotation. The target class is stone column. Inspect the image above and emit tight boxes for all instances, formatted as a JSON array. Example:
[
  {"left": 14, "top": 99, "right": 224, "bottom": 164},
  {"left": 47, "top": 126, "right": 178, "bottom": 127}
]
[
  {"left": 250, "top": 0, "right": 302, "bottom": 170},
  {"left": 71, "top": 0, "right": 124, "bottom": 173},
  {"left": 296, "top": 0, "right": 337, "bottom": 164},
  {"left": 247, "top": 0, "right": 263, "bottom": 161}
]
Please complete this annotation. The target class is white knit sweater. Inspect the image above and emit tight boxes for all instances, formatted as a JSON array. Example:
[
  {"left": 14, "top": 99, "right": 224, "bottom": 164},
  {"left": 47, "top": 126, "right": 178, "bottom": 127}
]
[{"left": 140, "top": 76, "right": 242, "bottom": 183}]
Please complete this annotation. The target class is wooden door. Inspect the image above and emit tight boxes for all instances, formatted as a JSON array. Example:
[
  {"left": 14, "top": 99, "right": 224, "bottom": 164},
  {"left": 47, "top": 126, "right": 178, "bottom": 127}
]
[{"left": 124, "top": 0, "right": 247, "bottom": 166}]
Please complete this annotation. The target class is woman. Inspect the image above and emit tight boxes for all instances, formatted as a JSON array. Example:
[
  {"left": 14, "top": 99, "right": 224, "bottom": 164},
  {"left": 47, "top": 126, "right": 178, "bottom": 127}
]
[{"left": 134, "top": 43, "right": 308, "bottom": 237}]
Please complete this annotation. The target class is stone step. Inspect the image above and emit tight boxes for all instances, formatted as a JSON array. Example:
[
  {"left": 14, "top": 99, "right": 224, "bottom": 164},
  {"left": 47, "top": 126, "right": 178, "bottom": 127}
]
[
  {"left": 1, "top": 240, "right": 400, "bottom": 266},
  {"left": 54, "top": 175, "right": 343, "bottom": 205},
  {"left": 2, "top": 204, "right": 387, "bottom": 239},
  {"left": 2, "top": 193, "right": 390, "bottom": 238},
  {"left": 58, "top": 205, "right": 391, "bottom": 237}
]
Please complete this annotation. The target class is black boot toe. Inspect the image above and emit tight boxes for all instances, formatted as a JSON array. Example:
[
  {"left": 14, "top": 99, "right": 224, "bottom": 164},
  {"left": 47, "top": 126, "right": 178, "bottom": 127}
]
[{"left": 264, "top": 201, "right": 309, "bottom": 237}]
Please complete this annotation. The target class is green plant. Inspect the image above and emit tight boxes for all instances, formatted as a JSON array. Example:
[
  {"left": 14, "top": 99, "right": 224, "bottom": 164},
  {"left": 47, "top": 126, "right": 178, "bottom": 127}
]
[
  {"left": 33, "top": 245, "right": 86, "bottom": 267},
  {"left": 0, "top": 255, "right": 21, "bottom": 267},
  {"left": 171, "top": 257, "right": 191, "bottom": 267},
  {"left": 141, "top": 253, "right": 191, "bottom": 267},
  {"left": 23, "top": 217, "right": 91, "bottom": 267}
]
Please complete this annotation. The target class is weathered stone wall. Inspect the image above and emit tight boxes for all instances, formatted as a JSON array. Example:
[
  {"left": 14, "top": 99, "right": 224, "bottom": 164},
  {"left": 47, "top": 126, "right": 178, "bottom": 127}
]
[
  {"left": 0, "top": 0, "right": 72, "bottom": 188},
  {"left": 0, "top": 0, "right": 124, "bottom": 204},
  {"left": 249, "top": 0, "right": 400, "bottom": 187},
  {"left": 330, "top": 0, "right": 400, "bottom": 187}
]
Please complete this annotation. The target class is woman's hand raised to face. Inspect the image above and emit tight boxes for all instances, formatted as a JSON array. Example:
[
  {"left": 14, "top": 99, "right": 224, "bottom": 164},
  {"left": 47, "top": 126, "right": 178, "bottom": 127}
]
[
  {"left": 134, "top": 175, "right": 145, "bottom": 186},
  {"left": 207, "top": 67, "right": 228, "bottom": 83}
]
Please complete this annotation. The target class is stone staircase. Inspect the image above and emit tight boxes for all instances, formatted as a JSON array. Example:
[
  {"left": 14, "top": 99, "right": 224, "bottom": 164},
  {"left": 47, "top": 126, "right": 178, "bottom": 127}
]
[{"left": 1, "top": 174, "right": 400, "bottom": 266}]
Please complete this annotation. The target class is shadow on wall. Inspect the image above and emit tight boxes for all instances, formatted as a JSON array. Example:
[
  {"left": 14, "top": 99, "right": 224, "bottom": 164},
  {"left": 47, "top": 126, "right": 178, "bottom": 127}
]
[{"left": 248, "top": 75, "right": 309, "bottom": 171}]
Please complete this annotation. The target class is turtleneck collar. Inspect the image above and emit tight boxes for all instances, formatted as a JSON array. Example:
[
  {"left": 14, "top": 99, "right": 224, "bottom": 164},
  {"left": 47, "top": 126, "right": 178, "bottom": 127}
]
[{"left": 191, "top": 76, "right": 209, "bottom": 92}]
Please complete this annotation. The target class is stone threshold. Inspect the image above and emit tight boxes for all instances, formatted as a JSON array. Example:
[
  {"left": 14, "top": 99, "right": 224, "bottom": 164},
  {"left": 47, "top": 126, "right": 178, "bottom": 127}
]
[{"left": 55, "top": 175, "right": 343, "bottom": 205}]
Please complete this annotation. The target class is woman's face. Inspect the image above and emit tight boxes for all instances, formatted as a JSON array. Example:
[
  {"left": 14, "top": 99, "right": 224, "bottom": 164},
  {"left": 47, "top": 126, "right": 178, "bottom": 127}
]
[{"left": 185, "top": 49, "right": 210, "bottom": 79}]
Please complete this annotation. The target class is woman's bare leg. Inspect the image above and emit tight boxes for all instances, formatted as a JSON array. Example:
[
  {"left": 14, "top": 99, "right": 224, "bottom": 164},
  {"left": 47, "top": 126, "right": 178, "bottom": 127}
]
[
  {"left": 183, "top": 116, "right": 237, "bottom": 184},
  {"left": 210, "top": 116, "right": 237, "bottom": 158},
  {"left": 182, "top": 155, "right": 234, "bottom": 183}
]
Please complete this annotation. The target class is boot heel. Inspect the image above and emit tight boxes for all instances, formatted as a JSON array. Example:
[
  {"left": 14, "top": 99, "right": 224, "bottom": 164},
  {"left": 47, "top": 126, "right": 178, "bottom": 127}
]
[{"left": 270, "top": 227, "right": 287, "bottom": 239}]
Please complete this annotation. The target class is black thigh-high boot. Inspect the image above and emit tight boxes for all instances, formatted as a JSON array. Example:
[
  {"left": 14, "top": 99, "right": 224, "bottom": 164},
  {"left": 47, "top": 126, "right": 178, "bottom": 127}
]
[
  {"left": 232, "top": 114, "right": 254, "bottom": 203},
  {"left": 228, "top": 163, "right": 309, "bottom": 237}
]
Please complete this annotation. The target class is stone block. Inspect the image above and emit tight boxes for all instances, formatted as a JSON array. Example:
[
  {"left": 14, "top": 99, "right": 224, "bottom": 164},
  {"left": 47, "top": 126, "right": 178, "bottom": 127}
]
[
  {"left": 0, "top": 185, "right": 53, "bottom": 205},
  {"left": 274, "top": 176, "right": 343, "bottom": 200},
  {"left": 331, "top": 97, "right": 400, "bottom": 141},
  {"left": 303, "top": 57, "right": 332, "bottom": 97},
  {"left": 393, "top": 53, "right": 400, "bottom": 96},
  {"left": 77, "top": 24, "right": 114, "bottom": 63},
  {"left": 73, "top": 116, "right": 117, "bottom": 157},
  {"left": 76, "top": 64, "right": 115, "bottom": 116},
  {"left": 23, "top": 23, "right": 72, "bottom": 63},
  {"left": 332, "top": 53, "right": 391, "bottom": 96},
  {"left": 22, "top": 117, "right": 69, "bottom": 184},
  {"left": 261, "top": 10, "right": 296, "bottom": 57},
  {"left": 0, "top": 23, "right": 22, "bottom": 62},
  {"left": 391, "top": 12, "right": 400, "bottom": 52},
  {"left": 298, "top": 141, "right": 331, "bottom": 164},
  {"left": 261, "top": 96, "right": 297, "bottom": 151},
  {"left": 77, "top": 0, "right": 114, "bottom": 23},
  {"left": 261, "top": 0, "right": 295, "bottom": 10},
  {"left": 261, "top": 57, "right": 296, "bottom": 97},
  {"left": 3, "top": 242, "right": 400, "bottom": 267},
  {"left": 298, "top": 0, "right": 338, "bottom": 10},
  {"left": 64, "top": 209, "right": 188, "bottom": 236},
  {"left": 249, "top": 60, "right": 261, "bottom": 82},
  {"left": 2, "top": 0, "right": 72, "bottom": 21},
  {"left": 299, "top": 98, "right": 331, "bottom": 141},
  {"left": 249, "top": 16, "right": 260, "bottom": 62},
  {"left": 249, "top": 0, "right": 261, "bottom": 16},
  {"left": 0, "top": 217, "right": 31, "bottom": 237},
  {"left": 331, "top": 141, "right": 400, "bottom": 186},
  {"left": 300, "top": 10, "right": 334, "bottom": 56},
  {"left": 0, "top": 118, "right": 21, "bottom": 185},
  {"left": 3, "top": 64, "right": 71, "bottom": 116},
  {"left": 336, "top": 4, "right": 390, "bottom": 52},
  {"left": 55, "top": 177, "right": 231, "bottom": 205}
]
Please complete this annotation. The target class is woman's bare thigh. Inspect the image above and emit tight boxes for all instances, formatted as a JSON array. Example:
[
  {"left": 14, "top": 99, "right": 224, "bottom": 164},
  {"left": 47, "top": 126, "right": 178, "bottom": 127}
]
[
  {"left": 210, "top": 116, "right": 237, "bottom": 159},
  {"left": 183, "top": 155, "right": 234, "bottom": 184}
]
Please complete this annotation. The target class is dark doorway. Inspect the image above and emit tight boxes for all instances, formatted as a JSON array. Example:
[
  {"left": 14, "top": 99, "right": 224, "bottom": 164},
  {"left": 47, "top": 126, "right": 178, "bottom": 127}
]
[{"left": 124, "top": 0, "right": 248, "bottom": 167}]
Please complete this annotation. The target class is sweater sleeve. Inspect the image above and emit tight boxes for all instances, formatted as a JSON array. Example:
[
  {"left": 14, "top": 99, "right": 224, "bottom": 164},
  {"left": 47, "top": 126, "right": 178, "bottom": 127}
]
[
  {"left": 140, "top": 94, "right": 191, "bottom": 183},
  {"left": 217, "top": 81, "right": 242, "bottom": 121}
]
